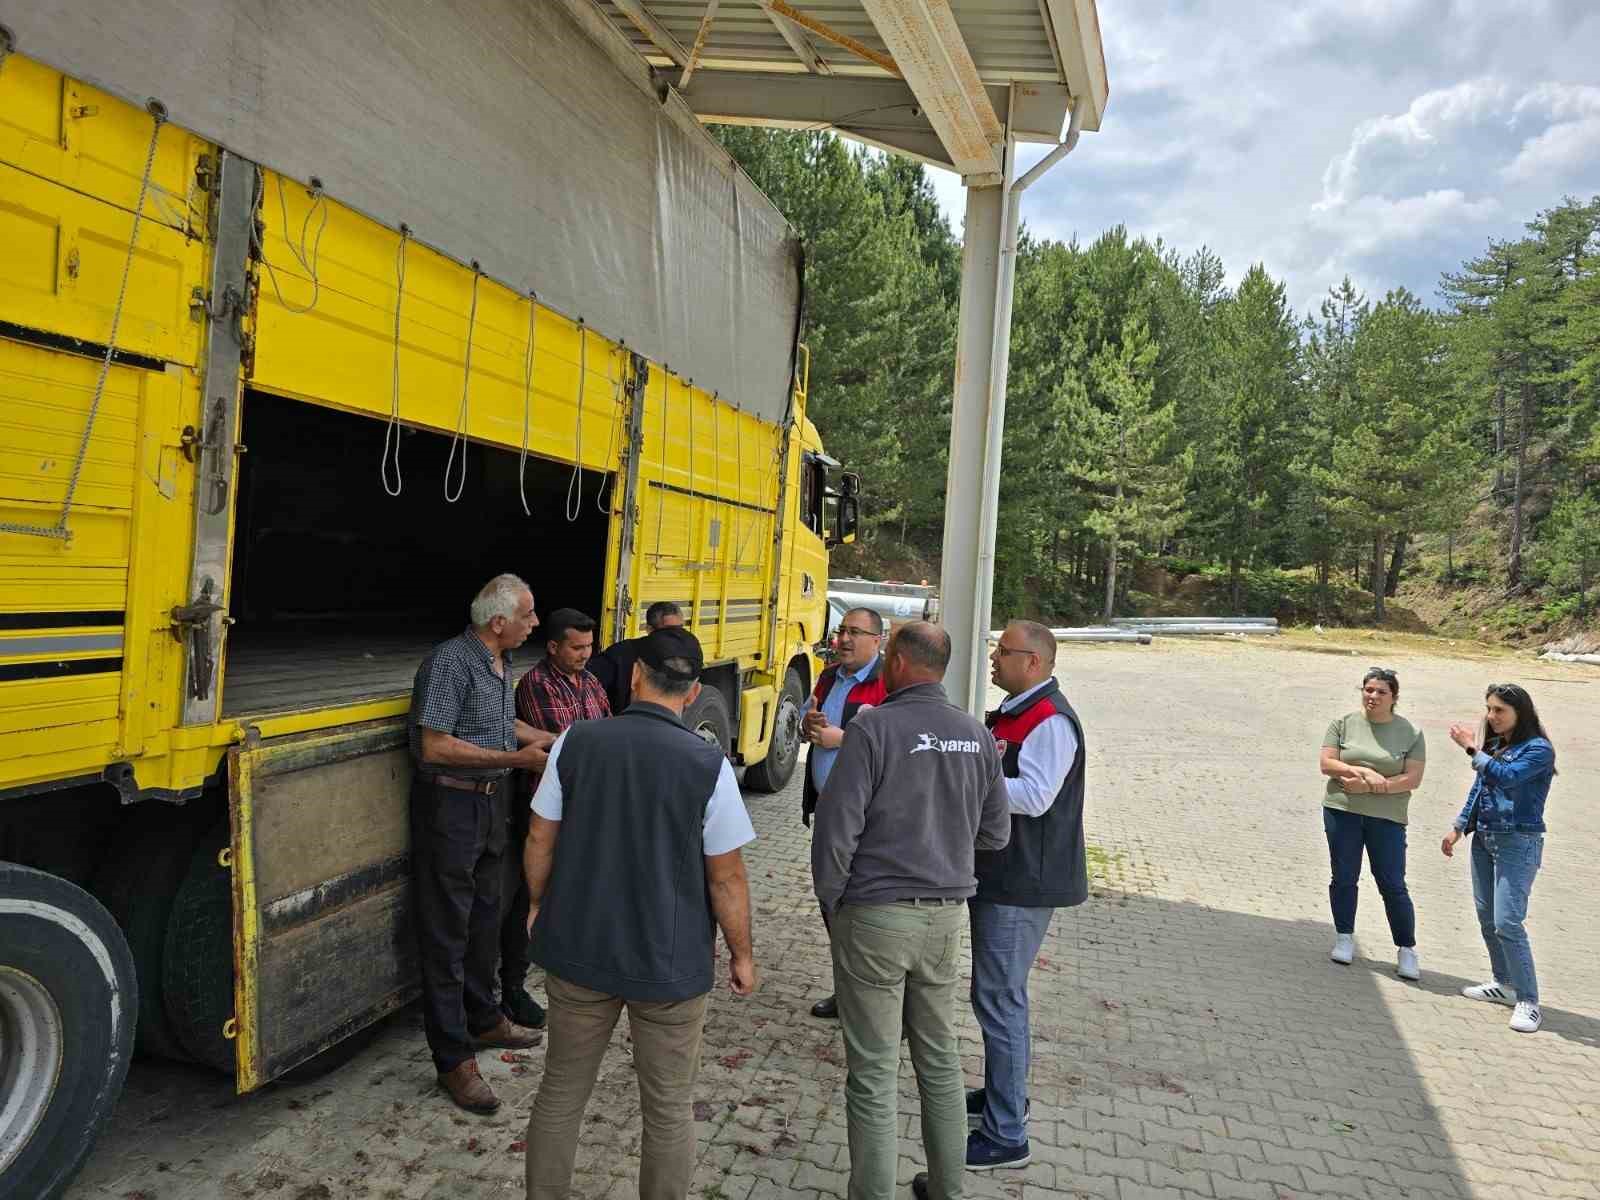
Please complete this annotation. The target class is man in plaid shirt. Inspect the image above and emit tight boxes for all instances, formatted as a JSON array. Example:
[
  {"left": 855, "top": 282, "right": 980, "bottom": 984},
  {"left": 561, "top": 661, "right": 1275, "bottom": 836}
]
[{"left": 501, "top": 607, "right": 612, "bottom": 1028}]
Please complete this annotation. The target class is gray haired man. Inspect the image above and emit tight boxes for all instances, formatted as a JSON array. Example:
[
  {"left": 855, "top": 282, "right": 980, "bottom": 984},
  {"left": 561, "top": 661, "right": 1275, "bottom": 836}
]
[{"left": 409, "top": 573, "right": 553, "bottom": 1114}]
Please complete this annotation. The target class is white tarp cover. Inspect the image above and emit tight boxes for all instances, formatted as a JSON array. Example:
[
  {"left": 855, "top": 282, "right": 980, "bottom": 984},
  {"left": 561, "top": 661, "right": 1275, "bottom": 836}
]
[{"left": 4, "top": 0, "right": 802, "bottom": 425}]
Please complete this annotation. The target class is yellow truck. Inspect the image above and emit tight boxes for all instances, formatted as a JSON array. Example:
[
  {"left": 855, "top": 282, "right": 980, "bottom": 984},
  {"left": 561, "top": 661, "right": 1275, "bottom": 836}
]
[{"left": 0, "top": 12, "right": 857, "bottom": 1194}]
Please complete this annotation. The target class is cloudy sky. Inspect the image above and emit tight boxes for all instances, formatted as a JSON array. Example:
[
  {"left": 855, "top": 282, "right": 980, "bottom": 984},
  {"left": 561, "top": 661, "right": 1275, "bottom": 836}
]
[{"left": 926, "top": 0, "right": 1600, "bottom": 318}]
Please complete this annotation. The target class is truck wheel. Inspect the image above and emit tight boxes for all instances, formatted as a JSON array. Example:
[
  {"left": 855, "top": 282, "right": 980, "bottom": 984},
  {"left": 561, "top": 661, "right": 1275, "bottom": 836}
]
[
  {"left": 92, "top": 809, "right": 201, "bottom": 1062},
  {"left": 162, "top": 828, "right": 237, "bottom": 1074},
  {"left": 0, "top": 862, "right": 136, "bottom": 1200},
  {"left": 683, "top": 687, "right": 732, "bottom": 758},
  {"left": 743, "top": 668, "right": 804, "bottom": 793}
]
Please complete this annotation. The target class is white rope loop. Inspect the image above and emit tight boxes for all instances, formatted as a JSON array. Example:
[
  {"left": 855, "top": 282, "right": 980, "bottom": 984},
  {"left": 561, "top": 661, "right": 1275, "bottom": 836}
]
[
  {"left": 0, "top": 101, "right": 166, "bottom": 543},
  {"left": 259, "top": 173, "right": 327, "bottom": 315},
  {"left": 565, "top": 321, "right": 588, "bottom": 522},
  {"left": 519, "top": 291, "right": 538, "bottom": 517},
  {"left": 443, "top": 264, "right": 482, "bottom": 504},
  {"left": 381, "top": 224, "right": 410, "bottom": 498}
]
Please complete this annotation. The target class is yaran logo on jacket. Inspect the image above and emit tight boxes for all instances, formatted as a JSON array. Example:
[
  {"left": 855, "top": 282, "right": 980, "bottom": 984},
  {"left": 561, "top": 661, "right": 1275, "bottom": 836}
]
[{"left": 910, "top": 731, "right": 984, "bottom": 755}]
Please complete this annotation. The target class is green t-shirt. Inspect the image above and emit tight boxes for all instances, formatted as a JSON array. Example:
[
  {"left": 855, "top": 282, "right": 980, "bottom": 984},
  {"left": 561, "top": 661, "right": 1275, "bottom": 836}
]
[{"left": 1322, "top": 713, "right": 1426, "bottom": 824}]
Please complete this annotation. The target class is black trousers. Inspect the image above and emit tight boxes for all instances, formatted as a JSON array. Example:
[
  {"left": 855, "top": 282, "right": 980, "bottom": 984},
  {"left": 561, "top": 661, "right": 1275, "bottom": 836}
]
[
  {"left": 500, "top": 795, "right": 535, "bottom": 994},
  {"left": 411, "top": 777, "right": 506, "bottom": 1073}
]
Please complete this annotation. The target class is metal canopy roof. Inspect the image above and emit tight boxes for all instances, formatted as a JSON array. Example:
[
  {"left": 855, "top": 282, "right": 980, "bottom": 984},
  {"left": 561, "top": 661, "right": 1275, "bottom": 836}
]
[{"left": 589, "top": 0, "right": 1107, "bottom": 183}]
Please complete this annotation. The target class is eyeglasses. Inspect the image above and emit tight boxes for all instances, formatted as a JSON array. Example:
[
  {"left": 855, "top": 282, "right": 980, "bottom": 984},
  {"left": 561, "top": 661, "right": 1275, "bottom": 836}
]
[
  {"left": 836, "top": 625, "right": 881, "bottom": 640},
  {"left": 993, "top": 644, "right": 1035, "bottom": 658}
]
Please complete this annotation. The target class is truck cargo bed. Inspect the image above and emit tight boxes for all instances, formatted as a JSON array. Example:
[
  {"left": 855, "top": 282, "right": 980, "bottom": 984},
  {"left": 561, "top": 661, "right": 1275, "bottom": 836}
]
[{"left": 220, "top": 633, "right": 441, "bottom": 717}]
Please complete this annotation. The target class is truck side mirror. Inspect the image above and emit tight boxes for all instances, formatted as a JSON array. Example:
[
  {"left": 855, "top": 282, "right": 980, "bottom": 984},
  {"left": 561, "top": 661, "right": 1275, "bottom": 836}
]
[
  {"left": 840, "top": 472, "right": 861, "bottom": 498},
  {"left": 830, "top": 496, "right": 859, "bottom": 546}
]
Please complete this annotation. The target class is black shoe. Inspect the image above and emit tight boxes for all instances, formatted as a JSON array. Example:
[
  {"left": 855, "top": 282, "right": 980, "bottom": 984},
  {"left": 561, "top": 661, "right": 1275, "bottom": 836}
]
[
  {"left": 966, "top": 1129, "right": 1031, "bottom": 1170},
  {"left": 809, "top": 994, "right": 839, "bottom": 1019},
  {"left": 502, "top": 984, "right": 547, "bottom": 1030},
  {"left": 911, "top": 1173, "right": 929, "bottom": 1200}
]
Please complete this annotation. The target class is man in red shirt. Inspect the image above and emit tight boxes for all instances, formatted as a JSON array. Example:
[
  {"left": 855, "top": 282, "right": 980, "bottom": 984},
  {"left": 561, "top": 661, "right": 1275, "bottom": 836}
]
[{"left": 502, "top": 608, "right": 611, "bottom": 1029}]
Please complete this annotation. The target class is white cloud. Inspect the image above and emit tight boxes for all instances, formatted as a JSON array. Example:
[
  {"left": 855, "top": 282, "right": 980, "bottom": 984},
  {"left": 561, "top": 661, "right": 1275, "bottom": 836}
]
[
  {"left": 921, "top": 1, "right": 1600, "bottom": 319},
  {"left": 1317, "top": 78, "right": 1512, "bottom": 208}
]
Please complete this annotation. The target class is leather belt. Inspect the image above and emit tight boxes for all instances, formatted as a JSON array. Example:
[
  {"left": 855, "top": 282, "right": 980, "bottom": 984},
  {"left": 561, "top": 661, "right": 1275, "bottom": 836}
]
[
  {"left": 895, "top": 897, "right": 964, "bottom": 906},
  {"left": 428, "top": 773, "right": 505, "bottom": 795}
]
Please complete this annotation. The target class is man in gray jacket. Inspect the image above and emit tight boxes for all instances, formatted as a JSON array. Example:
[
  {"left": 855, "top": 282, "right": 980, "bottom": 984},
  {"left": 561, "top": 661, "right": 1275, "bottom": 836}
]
[{"left": 813, "top": 621, "right": 1010, "bottom": 1200}]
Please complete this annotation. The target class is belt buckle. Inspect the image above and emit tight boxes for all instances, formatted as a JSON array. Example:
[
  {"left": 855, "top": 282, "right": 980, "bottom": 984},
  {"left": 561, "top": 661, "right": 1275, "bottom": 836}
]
[{"left": 483, "top": 779, "right": 498, "bottom": 796}]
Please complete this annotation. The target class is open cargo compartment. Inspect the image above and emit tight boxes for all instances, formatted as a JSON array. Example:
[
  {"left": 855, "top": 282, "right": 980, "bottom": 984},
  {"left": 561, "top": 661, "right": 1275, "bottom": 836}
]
[{"left": 220, "top": 391, "right": 611, "bottom": 718}]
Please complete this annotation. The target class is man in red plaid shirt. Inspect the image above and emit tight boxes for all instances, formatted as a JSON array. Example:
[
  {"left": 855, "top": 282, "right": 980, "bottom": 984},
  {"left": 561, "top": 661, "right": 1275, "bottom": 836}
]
[{"left": 501, "top": 608, "right": 611, "bottom": 1028}]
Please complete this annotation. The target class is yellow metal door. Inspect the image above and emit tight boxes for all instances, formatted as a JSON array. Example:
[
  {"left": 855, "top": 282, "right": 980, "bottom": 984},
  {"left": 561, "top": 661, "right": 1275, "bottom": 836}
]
[{"left": 226, "top": 720, "right": 416, "bottom": 1090}]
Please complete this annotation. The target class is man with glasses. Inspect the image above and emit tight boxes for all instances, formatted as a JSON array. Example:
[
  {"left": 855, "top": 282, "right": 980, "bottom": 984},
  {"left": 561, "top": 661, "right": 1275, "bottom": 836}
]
[
  {"left": 960, "top": 618, "right": 1087, "bottom": 1173},
  {"left": 800, "top": 606, "right": 887, "bottom": 1019}
]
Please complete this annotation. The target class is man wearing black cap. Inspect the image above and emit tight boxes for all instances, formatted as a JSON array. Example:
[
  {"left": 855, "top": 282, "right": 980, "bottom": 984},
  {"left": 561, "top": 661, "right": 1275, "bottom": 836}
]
[{"left": 520, "top": 626, "right": 759, "bottom": 1200}]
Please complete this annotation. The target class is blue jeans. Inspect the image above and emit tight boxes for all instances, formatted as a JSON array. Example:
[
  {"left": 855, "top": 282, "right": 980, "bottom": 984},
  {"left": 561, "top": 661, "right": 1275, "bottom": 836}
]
[
  {"left": 1470, "top": 831, "right": 1543, "bottom": 1004},
  {"left": 1323, "top": 807, "right": 1415, "bottom": 947},
  {"left": 969, "top": 901, "right": 1055, "bottom": 1146}
]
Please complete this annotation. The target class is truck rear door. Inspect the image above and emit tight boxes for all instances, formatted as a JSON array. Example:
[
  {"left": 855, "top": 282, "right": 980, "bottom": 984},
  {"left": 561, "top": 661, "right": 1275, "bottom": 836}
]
[{"left": 225, "top": 720, "right": 416, "bottom": 1089}]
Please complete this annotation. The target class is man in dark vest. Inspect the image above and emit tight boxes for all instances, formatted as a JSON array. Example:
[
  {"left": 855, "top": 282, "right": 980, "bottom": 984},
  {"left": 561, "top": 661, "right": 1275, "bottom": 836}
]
[
  {"left": 520, "top": 626, "right": 758, "bottom": 1200},
  {"left": 964, "top": 618, "right": 1087, "bottom": 1173},
  {"left": 800, "top": 605, "right": 887, "bottom": 1019},
  {"left": 586, "top": 599, "right": 684, "bottom": 713}
]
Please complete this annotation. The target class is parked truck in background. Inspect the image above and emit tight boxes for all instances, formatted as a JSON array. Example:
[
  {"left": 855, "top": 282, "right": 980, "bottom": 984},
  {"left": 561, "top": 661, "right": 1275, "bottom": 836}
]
[{"left": 0, "top": 6, "right": 860, "bottom": 1195}]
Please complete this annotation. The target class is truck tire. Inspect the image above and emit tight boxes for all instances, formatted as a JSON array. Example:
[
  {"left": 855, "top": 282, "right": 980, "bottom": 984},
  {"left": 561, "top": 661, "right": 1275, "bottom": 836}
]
[
  {"left": 743, "top": 667, "right": 804, "bottom": 793},
  {"left": 683, "top": 686, "right": 732, "bottom": 758},
  {"left": 0, "top": 861, "right": 137, "bottom": 1200},
  {"left": 162, "top": 828, "right": 237, "bottom": 1074},
  {"left": 91, "top": 810, "right": 201, "bottom": 1062}
]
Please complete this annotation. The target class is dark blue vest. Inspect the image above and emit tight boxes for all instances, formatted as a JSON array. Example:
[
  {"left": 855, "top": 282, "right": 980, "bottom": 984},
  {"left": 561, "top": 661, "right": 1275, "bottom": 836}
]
[
  {"left": 976, "top": 680, "right": 1088, "bottom": 908},
  {"left": 530, "top": 703, "right": 726, "bottom": 1001}
]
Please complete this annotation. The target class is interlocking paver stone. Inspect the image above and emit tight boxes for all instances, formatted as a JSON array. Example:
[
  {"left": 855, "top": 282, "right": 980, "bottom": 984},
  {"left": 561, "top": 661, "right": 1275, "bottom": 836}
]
[{"left": 62, "top": 638, "right": 1600, "bottom": 1200}]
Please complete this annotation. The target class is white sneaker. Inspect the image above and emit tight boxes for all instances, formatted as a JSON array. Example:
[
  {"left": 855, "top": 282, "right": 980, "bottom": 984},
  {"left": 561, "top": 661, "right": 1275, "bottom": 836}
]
[
  {"left": 1396, "top": 948, "right": 1420, "bottom": 981},
  {"left": 1330, "top": 934, "right": 1355, "bottom": 965},
  {"left": 1510, "top": 1001, "right": 1543, "bottom": 1034},
  {"left": 1462, "top": 982, "right": 1518, "bottom": 1006}
]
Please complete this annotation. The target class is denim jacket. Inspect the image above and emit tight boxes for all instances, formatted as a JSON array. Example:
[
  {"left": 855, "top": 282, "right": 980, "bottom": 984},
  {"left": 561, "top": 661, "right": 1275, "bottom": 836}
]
[{"left": 1453, "top": 737, "right": 1555, "bottom": 834}]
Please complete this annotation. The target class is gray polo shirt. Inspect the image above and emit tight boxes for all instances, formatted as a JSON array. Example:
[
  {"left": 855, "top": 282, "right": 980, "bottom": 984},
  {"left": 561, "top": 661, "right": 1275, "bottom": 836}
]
[{"left": 409, "top": 627, "right": 516, "bottom": 763}]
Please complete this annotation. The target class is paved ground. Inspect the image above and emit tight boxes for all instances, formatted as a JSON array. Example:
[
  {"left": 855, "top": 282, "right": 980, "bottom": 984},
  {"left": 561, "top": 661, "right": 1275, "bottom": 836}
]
[{"left": 66, "top": 636, "right": 1600, "bottom": 1200}]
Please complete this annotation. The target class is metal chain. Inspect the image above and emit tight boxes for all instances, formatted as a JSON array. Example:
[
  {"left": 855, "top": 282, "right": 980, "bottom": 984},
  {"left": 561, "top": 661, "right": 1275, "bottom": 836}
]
[
  {"left": 596, "top": 346, "right": 626, "bottom": 514},
  {"left": 1, "top": 101, "right": 166, "bottom": 543},
  {"left": 381, "top": 225, "right": 409, "bottom": 497},
  {"left": 652, "top": 367, "right": 669, "bottom": 565},
  {"left": 443, "top": 265, "right": 481, "bottom": 504},
  {"left": 518, "top": 292, "right": 538, "bottom": 517}
]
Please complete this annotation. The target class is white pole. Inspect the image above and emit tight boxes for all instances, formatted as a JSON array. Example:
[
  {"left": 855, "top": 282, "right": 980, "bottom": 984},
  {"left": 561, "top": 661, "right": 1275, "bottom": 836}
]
[{"left": 938, "top": 159, "right": 1011, "bottom": 714}]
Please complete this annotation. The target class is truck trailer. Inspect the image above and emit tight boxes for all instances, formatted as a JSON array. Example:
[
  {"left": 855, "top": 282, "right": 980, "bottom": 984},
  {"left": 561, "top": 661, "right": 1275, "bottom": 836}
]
[{"left": 0, "top": 5, "right": 857, "bottom": 1194}]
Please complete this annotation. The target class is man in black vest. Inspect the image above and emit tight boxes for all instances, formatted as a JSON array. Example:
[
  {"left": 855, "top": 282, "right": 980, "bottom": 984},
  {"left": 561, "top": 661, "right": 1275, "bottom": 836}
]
[
  {"left": 586, "top": 599, "right": 684, "bottom": 713},
  {"left": 520, "top": 627, "right": 758, "bottom": 1200},
  {"left": 964, "top": 618, "right": 1087, "bottom": 1173}
]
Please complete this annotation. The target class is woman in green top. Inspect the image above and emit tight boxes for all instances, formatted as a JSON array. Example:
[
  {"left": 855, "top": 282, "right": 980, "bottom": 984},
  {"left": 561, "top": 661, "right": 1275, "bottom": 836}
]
[{"left": 1319, "top": 668, "right": 1427, "bottom": 980}]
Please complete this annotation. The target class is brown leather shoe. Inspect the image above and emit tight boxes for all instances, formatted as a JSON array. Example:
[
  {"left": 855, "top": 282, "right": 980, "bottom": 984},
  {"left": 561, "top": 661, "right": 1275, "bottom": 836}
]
[
  {"left": 438, "top": 1059, "right": 500, "bottom": 1115},
  {"left": 470, "top": 1015, "right": 543, "bottom": 1050}
]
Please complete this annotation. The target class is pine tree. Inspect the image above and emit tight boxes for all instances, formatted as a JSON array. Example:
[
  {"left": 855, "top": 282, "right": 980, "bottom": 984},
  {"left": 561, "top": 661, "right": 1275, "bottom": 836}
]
[
  {"left": 1069, "top": 317, "right": 1192, "bottom": 619},
  {"left": 1190, "top": 265, "right": 1303, "bottom": 612}
]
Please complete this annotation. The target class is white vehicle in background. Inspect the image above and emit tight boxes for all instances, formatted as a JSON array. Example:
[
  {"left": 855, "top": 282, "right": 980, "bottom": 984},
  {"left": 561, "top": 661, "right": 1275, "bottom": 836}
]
[{"left": 824, "top": 578, "right": 940, "bottom": 652}]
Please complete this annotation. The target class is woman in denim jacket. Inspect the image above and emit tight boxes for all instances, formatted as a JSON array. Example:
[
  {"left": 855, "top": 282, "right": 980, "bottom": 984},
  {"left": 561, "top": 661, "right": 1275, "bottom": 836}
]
[{"left": 1441, "top": 684, "right": 1557, "bottom": 1034}]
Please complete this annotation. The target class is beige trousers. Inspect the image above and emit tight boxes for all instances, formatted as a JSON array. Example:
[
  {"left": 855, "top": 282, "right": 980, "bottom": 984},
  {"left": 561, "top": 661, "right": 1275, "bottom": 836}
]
[{"left": 525, "top": 973, "right": 708, "bottom": 1200}]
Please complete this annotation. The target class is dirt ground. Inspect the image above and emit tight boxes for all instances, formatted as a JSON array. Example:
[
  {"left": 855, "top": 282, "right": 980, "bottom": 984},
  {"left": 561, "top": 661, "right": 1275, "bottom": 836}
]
[{"left": 64, "top": 634, "right": 1600, "bottom": 1200}]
